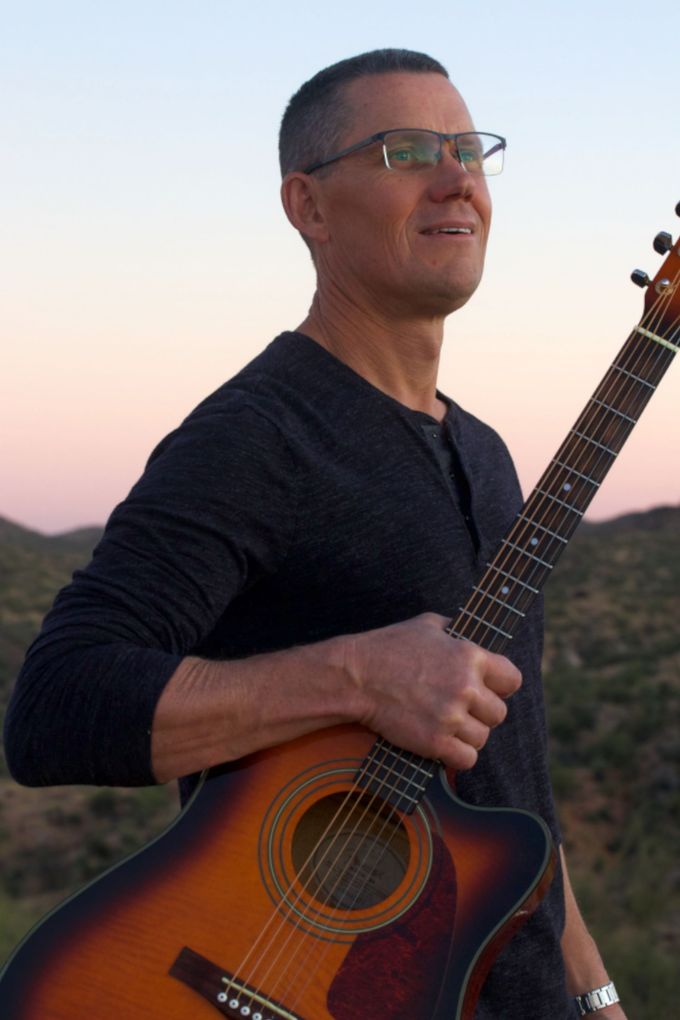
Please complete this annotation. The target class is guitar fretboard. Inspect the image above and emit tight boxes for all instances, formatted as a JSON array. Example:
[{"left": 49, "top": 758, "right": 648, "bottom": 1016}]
[{"left": 356, "top": 268, "right": 680, "bottom": 812}]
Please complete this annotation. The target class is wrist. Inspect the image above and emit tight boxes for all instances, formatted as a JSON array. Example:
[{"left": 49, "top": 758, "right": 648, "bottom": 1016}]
[{"left": 573, "top": 981, "right": 619, "bottom": 1015}]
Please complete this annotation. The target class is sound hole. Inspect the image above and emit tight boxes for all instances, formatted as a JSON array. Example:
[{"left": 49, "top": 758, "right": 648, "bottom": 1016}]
[{"left": 291, "top": 792, "right": 410, "bottom": 911}]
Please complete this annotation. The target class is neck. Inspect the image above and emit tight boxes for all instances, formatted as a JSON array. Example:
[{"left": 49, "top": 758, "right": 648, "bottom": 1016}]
[{"left": 298, "top": 290, "right": 448, "bottom": 422}]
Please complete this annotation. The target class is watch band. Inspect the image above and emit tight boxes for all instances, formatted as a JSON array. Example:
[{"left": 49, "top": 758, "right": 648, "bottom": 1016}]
[{"left": 574, "top": 981, "right": 619, "bottom": 1015}]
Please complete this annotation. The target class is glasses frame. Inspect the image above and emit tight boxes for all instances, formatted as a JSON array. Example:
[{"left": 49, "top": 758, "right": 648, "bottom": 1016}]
[{"left": 302, "top": 129, "right": 507, "bottom": 176}]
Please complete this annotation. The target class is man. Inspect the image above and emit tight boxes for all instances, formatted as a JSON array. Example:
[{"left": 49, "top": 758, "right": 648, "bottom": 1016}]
[{"left": 5, "top": 49, "right": 625, "bottom": 1018}]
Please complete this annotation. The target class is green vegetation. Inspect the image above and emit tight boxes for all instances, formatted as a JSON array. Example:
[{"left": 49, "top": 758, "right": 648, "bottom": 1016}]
[
  {"left": 542, "top": 506, "right": 680, "bottom": 1015},
  {"left": 1, "top": 509, "right": 679, "bottom": 1014}
]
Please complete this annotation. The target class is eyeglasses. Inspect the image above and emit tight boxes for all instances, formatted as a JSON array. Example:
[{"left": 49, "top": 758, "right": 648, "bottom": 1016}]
[{"left": 303, "top": 129, "right": 506, "bottom": 176}]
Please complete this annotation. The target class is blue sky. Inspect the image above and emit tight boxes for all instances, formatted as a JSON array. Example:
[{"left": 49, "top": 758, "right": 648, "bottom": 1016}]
[{"left": 2, "top": 0, "right": 680, "bottom": 531}]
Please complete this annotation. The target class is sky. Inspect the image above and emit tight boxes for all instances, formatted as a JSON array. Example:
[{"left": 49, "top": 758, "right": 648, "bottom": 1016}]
[{"left": 2, "top": 0, "right": 679, "bottom": 534}]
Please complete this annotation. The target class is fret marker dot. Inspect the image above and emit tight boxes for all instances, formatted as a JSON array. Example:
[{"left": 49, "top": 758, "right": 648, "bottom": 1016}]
[
  {"left": 501, "top": 585, "right": 510, "bottom": 595},
  {"left": 563, "top": 483, "right": 572, "bottom": 492},
  {"left": 530, "top": 537, "right": 539, "bottom": 546}
]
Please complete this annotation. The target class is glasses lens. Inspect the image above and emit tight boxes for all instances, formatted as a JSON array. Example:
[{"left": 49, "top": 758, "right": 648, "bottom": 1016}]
[
  {"left": 382, "top": 130, "right": 441, "bottom": 170},
  {"left": 456, "top": 133, "right": 505, "bottom": 176},
  {"left": 383, "top": 131, "right": 505, "bottom": 174}
]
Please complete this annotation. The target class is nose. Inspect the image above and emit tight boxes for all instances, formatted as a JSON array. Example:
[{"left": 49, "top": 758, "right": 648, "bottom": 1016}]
[{"left": 427, "top": 146, "right": 476, "bottom": 202}]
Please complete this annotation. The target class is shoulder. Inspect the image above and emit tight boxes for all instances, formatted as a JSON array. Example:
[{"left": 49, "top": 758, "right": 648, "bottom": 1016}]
[{"left": 146, "top": 334, "right": 309, "bottom": 470}]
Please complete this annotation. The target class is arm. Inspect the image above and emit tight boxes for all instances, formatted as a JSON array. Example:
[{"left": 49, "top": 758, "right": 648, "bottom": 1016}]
[
  {"left": 560, "top": 846, "right": 627, "bottom": 1018},
  {"left": 5, "top": 400, "right": 519, "bottom": 787},
  {"left": 151, "top": 612, "right": 520, "bottom": 781}
]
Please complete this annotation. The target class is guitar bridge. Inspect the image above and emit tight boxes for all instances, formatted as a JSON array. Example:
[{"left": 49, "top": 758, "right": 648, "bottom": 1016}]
[{"left": 169, "top": 946, "right": 305, "bottom": 1020}]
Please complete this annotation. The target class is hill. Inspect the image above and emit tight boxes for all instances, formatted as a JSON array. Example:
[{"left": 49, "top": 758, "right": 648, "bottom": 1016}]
[
  {"left": 0, "top": 509, "right": 678, "bottom": 1014},
  {"left": 540, "top": 505, "right": 680, "bottom": 1012},
  {"left": 0, "top": 517, "right": 104, "bottom": 704}
]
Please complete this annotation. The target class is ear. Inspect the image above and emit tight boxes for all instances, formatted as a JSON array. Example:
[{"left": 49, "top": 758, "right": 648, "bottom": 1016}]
[{"left": 280, "top": 172, "right": 330, "bottom": 246}]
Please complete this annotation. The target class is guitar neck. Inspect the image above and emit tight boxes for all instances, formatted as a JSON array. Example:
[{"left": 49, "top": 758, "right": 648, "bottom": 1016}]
[
  {"left": 445, "top": 321, "right": 678, "bottom": 655},
  {"left": 358, "top": 218, "right": 680, "bottom": 809}
]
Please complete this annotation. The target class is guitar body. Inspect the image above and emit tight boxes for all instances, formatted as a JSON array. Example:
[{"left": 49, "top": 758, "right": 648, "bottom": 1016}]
[{"left": 0, "top": 725, "right": 553, "bottom": 1020}]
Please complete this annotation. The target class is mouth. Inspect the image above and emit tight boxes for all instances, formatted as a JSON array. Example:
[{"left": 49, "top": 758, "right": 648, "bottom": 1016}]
[{"left": 421, "top": 226, "right": 474, "bottom": 236}]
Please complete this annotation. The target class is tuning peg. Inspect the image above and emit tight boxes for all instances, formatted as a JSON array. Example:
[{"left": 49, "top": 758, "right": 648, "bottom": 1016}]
[
  {"left": 631, "top": 269, "right": 651, "bottom": 288},
  {"left": 676, "top": 201, "right": 680, "bottom": 217},
  {"left": 653, "top": 231, "right": 673, "bottom": 255}
]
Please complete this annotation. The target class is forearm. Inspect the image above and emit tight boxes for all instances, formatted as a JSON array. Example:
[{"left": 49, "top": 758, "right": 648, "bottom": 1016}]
[
  {"left": 152, "top": 612, "right": 521, "bottom": 782},
  {"left": 560, "top": 846, "right": 626, "bottom": 1017},
  {"left": 151, "top": 635, "right": 360, "bottom": 782}
]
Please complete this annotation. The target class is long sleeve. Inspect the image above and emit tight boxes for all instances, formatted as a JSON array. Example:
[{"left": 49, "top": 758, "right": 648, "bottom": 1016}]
[{"left": 3, "top": 398, "right": 298, "bottom": 786}]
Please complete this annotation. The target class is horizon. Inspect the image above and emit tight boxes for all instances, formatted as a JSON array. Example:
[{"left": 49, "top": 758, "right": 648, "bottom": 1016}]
[{"left": 4, "top": 498, "right": 680, "bottom": 540}]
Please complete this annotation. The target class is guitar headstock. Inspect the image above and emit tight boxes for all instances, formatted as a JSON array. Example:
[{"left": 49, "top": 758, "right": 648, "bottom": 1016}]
[{"left": 631, "top": 202, "right": 680, "bottom": 345}]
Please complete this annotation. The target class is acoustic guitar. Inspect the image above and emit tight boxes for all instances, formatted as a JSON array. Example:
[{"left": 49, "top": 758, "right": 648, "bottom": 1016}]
[{"left": 2, "top": 210, "right": 679, "bottom": 1020}]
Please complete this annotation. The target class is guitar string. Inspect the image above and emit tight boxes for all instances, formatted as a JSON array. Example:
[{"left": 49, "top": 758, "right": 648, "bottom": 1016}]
[
  {"left": 278, "top": 745, "right": 458, "bottom": 1015},
  {"left": 225, "top": 737, "right": 430, "bottom": 1008},
  {"left": 231, "top": 291, "right": 676, "bottom": 1015},
  {"left": 264, "top": 744, "right": 431, "bottom": 1011},
  {"left": 282, "top": 759, "right": 442, "bottom": 1015},
  {"left": 451, "top": 295, "right": 678, "bottom": 650},
  {"left": 230, "top": 336, "right": 644, "bottom": 1011},
  {"left": 254, "top": 742, "right": 436, "bottom": 1003},
  {"left": 244, "top": 299, "right": 680, "bottom": 1015},
  {"left": 277, "top": 287, "right": 679, "bottom": 1004},
  {"left": 274, "top": 290, "right": 680, "bottom": 1007},
  {"left": 222, "top": 738, "right": 403, "bottom": 997},
  {"left": 442, "top": 287, "right": 680, "bottom": 652},
  {"left": 241, "top": 285, "right": 680, "bottom": 1011},
  {"left": 223, "top": 279, "right": 679, "bottom": 1015},
  {"left": 239, "top": 749, "right": 431, "bottom": 1014},
  {"left": 450, "top": 282, "right": 680, "bottom": 648}
]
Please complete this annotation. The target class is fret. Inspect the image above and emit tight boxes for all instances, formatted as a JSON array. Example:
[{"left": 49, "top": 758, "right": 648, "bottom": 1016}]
[
  {"left": 502, "top": 540, "right": 554, "bottom": 569},
  {"left": 578, "top": 399, "right": 637, "bottom": 453},
  {"left": 472, "top": 585, "right": 526, "bottom": 616},
  {"left": 618, "top": 338, "right": 673, "bottom": 388},
  {"left": 535, "top": 488, "right": 584, "bottom": 515},
  {"left": 456, "top": 607, "right": 514, "bottom": 641},
  {"left": 612, "top": 364, "right": 656, "bottom": 390},
  {"left": 359, "top": 774, "right": 421, "bottom": 806},
  {"left": 598, "top": 368, "right": 655, "bottom": 421},
  {"left": 589, "top": 397, "right": 637, "bottom": 425},
  {"left": 568, "top": 429, "right": 618, "bottom": 457},
  {"left": 356, "top": 740, "right": 438, "bottom": 814},
  {"left": 372, "top": 742, "right": 433, "bottom": 779},
  {"left": 372, "top": 768, "right": 427, "bottom": 794},
  {"left": 486, "top": 563, "right": 540, "bottom": 594},
  {"left": 551, "top": 459, "right": 600, "bottom": 488},
  {"left": 515, "top": 515, "right": 569, "bottom": 544}
]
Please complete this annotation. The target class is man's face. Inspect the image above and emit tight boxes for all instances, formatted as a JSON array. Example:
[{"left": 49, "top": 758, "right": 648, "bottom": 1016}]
[{"left": 311, "top": 72, "right": 493, "bottom": 319}]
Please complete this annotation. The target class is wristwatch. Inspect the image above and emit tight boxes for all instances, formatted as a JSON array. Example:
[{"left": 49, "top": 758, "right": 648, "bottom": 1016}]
[{"left": 574, "top": 981, "right": 619, "bottom": 1015}]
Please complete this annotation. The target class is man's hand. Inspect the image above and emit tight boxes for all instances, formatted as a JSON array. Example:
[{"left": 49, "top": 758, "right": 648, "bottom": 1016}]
[
  {"left": 345, "top": 612, "right": 522, "bottom": 769},
  {"left": 152, "top": 610, "right": 520, "bottom": 782}
]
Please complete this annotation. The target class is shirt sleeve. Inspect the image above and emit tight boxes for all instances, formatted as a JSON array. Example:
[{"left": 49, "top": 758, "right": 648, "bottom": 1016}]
[{"left": 3, "top": 399, "right": 299, "bottom": 787}]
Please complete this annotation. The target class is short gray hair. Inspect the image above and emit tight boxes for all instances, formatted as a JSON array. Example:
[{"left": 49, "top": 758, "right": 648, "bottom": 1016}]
[{"left": 278, "top": 49, "right": 449, "bottom": 177}]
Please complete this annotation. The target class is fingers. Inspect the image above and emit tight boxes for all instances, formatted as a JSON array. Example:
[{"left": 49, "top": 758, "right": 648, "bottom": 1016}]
[
  {"left": 426, "top": 612, "right": 521, "bottom": 699},
  {"left": 466, "top": 685, "right": 508, "bottom": 729},
  {"left": 442, "top": 736, "right": 480, "bottom": 772},
  {"left": 348, "top": 612, "right": 522, "bottom": 771},
  {"left": 481, "top": 649, "right": 522, "bottom": 698}
]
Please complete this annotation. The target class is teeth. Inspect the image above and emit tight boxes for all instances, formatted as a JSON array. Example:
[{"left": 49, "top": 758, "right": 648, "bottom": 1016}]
[{"left": 436, "top": 227, "right": 471, "bottom": 234}]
